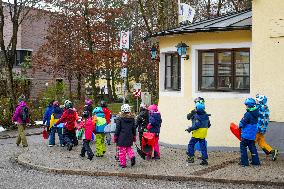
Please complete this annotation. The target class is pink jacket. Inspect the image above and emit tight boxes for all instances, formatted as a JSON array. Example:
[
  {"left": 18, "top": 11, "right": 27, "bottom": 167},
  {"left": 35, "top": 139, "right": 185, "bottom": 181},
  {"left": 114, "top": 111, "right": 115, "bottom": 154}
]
[
  {"left": 12, "top": 101, "right": 30, "bottom": 124},
  {"left": 78, "top": 117, "right": 95, "bottom": 140}
]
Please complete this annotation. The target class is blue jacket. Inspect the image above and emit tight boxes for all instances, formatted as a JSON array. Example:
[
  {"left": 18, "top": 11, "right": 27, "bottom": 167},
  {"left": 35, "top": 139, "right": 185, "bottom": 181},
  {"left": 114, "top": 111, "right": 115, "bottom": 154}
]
[
  {"left": 257, "top": 104, "right": 270, "bottom": 134},
  {"left": 190, "top": 110, "right": 211, "bottom": 139},
  {"left": 149, "top": 112, "right": 162, "bottom": 133},
  {"left": 43, "top": 105, "right": 54, "bottom": 126},
  {"left": 239, "top": 109, "right": 259, "bottom": 140}
]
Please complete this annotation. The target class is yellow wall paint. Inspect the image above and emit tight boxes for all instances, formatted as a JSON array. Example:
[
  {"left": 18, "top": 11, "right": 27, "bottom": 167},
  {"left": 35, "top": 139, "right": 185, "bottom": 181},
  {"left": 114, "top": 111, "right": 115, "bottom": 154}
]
[
  {"left": 158, "top": 30, "right": 252, "bottom": 147},
  {"left": 252, "top": 0, "right": 284, "bottom": 122}
]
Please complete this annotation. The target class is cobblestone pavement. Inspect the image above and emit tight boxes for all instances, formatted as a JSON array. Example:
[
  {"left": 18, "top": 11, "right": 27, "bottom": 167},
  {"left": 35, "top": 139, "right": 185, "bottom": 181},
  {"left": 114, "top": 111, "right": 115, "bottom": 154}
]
[{"left": 0, "top": 131, "right": 281, "bottom": 189}]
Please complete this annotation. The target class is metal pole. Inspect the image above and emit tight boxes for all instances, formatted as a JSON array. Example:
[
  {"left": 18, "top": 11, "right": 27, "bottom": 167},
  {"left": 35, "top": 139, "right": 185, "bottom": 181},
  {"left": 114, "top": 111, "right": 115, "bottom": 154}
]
[
  {"left": 136, "top": 96, "right": 139, "bottom": 113},
  {"left": 123, "top": 77, "right": 127, "bottom": 104}
]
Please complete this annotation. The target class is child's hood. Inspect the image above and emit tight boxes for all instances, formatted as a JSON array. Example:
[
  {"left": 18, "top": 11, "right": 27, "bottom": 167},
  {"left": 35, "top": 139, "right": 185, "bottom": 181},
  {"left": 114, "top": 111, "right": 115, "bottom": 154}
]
[{"left": 118, "top": 113, "right": 135, "bottom": 122}]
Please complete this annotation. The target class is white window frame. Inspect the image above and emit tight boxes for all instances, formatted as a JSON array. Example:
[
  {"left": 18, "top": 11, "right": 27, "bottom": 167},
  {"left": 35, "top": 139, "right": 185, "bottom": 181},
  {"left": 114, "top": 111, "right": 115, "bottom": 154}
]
[
  {"left": 159, "top": 47, "right": 184, "bottom": 97},
  {"left": 191, "top": 42, "right": 252, "bottom": 99}
]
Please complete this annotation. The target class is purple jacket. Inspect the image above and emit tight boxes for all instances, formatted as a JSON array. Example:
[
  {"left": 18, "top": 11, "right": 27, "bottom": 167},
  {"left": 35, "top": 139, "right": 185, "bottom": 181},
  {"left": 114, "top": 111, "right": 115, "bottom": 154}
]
[{"left": 12, "top": 101, "right": 30, "bottom": 124}]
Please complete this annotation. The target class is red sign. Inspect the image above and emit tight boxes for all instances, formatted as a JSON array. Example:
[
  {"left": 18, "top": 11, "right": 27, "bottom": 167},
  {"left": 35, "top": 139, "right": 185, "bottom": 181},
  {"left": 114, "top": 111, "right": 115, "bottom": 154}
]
[{"left": 133, "top": 89, "right": 141, "bottom": 98}]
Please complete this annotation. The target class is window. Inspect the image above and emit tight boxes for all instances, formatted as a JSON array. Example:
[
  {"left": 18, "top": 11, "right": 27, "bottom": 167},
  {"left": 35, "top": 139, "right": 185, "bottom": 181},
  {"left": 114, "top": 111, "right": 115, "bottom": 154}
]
[
  {"left": 15, "top": 50, "right": 32, "bottom": 67},
  {"left": 198, "top": 49, "right": 250, "bottom": 92},
  {"left": 165, "top": 53, "right": 181, "bottom": 91}
]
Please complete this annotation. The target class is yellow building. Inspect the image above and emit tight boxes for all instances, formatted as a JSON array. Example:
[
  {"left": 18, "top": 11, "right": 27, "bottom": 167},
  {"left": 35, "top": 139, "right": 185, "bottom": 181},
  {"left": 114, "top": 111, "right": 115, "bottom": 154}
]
[{"left": 152, "top": 1, "right": 284, "bottom": 148}]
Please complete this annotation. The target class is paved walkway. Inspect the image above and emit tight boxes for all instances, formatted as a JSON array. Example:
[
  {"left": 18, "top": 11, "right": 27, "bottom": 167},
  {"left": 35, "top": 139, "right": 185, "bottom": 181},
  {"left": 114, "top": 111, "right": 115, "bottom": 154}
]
[{"left": 1, "top": 128, "right": 283, "bottom": 188}]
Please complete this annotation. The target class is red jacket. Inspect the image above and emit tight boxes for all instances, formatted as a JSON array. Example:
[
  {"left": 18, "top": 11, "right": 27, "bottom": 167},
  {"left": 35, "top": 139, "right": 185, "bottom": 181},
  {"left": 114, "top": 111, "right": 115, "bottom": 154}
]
[
  {"left": 56, "top": 109, "right": 78, "bottom": 130},
  {"left": 102, "top": 107, "right": 112, "bottom": 124},
  {"left": 78, "top": 117, "right": 95, "bottom": 140}
]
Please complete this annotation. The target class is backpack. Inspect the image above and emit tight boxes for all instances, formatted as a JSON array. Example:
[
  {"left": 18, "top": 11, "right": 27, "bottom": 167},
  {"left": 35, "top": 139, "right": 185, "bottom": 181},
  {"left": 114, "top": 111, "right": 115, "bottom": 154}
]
[{"left": 20, "top": 106, "right": 29, "bottom": 123}]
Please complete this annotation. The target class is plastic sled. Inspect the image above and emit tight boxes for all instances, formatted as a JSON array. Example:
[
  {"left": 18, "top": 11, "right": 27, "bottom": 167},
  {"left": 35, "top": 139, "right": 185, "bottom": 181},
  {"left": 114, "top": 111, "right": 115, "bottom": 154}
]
[
  {"left": 230, "top": 122, "right": 241, "bottom": 141},
  {"left": 142, "top": 132, "right": 155, "bottom": 158}
]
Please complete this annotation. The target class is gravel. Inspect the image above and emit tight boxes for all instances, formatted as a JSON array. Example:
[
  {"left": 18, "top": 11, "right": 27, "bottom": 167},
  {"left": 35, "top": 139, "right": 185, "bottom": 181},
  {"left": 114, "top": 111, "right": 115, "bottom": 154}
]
[{"left": 0, "top": 130, "right": 282, "bottom": 189}]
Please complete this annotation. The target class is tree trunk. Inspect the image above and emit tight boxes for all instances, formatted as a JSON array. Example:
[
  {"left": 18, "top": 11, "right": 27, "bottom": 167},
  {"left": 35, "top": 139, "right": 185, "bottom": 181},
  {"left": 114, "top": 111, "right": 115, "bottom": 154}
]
[
  {"left": 77, "top": 73, "right": 82, "bottom": 100},
  {"left": 68, "top": 75, "right": 72, "bottom": 100},
  {"left": 111, "top": 66, "right": 117, "bottom": 100},
  {"left": 206, "top": 0, "right": 211, "bottom": 19},
  {"left": 217, "top": 0, "right": 223, "bottom": 17},
  {"left": 106, "top": 68, "right": 113, "bottom": 102}
]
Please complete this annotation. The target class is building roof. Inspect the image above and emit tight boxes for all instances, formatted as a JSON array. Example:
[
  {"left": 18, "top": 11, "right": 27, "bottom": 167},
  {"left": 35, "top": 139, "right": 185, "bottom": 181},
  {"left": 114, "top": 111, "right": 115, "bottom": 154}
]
[{"left": 151, "top": 9, "right": 252, "bottom": 38}]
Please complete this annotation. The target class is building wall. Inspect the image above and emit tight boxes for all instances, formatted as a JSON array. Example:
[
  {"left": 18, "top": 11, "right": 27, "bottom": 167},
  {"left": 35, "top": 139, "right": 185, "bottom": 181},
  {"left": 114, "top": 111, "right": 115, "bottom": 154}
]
[
  {"left": 252, "top": 0, "right": 284, "bottom": 122},
  {"left": 2, "top": 7, "right": 80, "bottom": 98},
  {"left": 157, "top": 30, "right": 252, "bottom": 147}
]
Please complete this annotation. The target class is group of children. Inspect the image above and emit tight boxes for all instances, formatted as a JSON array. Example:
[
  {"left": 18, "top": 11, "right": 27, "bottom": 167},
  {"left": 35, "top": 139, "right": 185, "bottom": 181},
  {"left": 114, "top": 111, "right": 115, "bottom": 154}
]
[
  {"left": 43, "top": 99, "right": 162, "bottom": 168},
  {"left": 185, "top": 94, "right": 279, "bottom": 167}
]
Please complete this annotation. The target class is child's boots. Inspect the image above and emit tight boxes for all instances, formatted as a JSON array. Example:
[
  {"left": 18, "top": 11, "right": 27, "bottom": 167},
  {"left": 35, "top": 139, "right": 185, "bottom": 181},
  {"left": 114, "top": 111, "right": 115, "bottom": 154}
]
[
  {"left": 131, "top": 157, "right": 136, "bottom": 166},
  {"left": 187, "top": 156, "right": 194, "bottom": 163},
  {"left": 200, "top": 159, "right": 208, "bottom": 166},
  {"left": 271, "top": 149, "right": 279, "bottom": 161}
]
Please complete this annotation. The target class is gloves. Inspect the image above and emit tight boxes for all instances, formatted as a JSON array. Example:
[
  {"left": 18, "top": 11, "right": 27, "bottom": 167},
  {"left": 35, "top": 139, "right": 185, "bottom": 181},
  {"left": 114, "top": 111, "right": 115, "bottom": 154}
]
[
  {"left": 133, "top": 136, "right": 136, "bottom": 142},
  {"left": 113, "top": 135, "right": 118, "bottom": 143},
  {"left": 185, "top": 127, "right": 192, "bottom": 133}
]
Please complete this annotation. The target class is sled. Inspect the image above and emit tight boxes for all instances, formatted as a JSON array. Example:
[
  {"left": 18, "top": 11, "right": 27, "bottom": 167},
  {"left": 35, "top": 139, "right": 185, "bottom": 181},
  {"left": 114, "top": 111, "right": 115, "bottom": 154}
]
[
  {"left": 135, "top": 143, "right": 146, "bottom": 160},
  {"left": 230, "top": 122, "right": 241, "bottom": 141},
  {"left": 141, "top": 132, "right": 156, "bottom": 159}
]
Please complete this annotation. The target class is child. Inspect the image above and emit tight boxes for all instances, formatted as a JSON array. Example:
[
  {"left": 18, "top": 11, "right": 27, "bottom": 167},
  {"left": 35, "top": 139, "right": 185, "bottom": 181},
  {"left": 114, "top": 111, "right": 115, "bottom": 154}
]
[
  {"left": 42, "top": 100, "right": 54, "bottom": 133},
  {"left": 147, "top": 104, "right": 162, "bottom": 159},
  {"left": 93, "top": 106, "right": 107, "bottom": 157},
  {"left": 114, "top": 104, "right": 136, "bottom": 168},
  {"left": 12, "top": 96, "right": 30, "bottom": 147},
  {"left": 186, "top": 102, "right": 210, "bottom": 165},
  {"left": 49, "top": 101, "right": 64, "bottom": 147},
  {"left": 100, "top": 101, "right": 112, "bottom": 145},
  {"left": 255, "top": 94, "right": 279, "bottom": 161},
  {"left": 83, "top": 99, "right": 93, "bottom": 116},
  {"left": 239, "top": 98, "right": 261, "bottom": 167},
  {"left": 136, "top": 103, "right": 149, "bottom": 146},
  {"left": 78, "top": 111, "right": 95, "bottom": 160},
  {"left": 54, "top": 100, "right": 78, "bottom": 151}
]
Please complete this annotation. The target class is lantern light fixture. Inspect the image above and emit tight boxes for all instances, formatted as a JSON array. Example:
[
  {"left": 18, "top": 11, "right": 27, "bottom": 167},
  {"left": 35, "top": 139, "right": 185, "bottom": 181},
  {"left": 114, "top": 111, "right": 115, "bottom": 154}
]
[{"left": 176, "top": 42, "right": 189, "bottom": 59}]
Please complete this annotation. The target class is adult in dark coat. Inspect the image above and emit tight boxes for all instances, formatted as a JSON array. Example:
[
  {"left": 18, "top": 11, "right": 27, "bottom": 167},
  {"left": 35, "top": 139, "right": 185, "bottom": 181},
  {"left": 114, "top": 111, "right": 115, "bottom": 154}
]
[{"left": 136, "top": 103, "right": 149, "bottom": 146}]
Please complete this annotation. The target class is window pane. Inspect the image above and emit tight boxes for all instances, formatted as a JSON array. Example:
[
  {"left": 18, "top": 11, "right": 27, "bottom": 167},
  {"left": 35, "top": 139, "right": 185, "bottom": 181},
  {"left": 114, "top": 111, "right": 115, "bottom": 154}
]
[
  {"left": 218, "top": 52, "right": 231, "bottom": 64},
  {"left": 235, "top": 77, "right": 250, "bottom": 90},
  {"left": 235, "top": 51, "right": 249, "bottom": 64},
  {"left": 166, "top": 66, "right": 171, "bottom": 88},
  {"left": 202, "top": 52, "right": 214, "bottom": 64},
  {"left": 217, "top": 77, "right": 232, "bottom": 89},
  {"left": 218, "top": 64, "right": 231, "bottom": 76},
  {"left": 201, "top": 77, "right": 214, "bottom": 89},
  {"left": 172, "top": 55, "right": 179, "bottom": 90},
  {"left": 236, "top": 63, "right": 249, "bottom": 76},
  {"left": 202, "top": 64, "right": 214, "bottom": 76},
  {"left": 166, "top": 55, "right": 171, "bottom": 67}
]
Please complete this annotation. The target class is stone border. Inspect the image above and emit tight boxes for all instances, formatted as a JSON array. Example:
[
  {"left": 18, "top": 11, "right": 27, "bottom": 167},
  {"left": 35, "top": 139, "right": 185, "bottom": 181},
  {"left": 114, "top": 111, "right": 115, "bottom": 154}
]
[{"left": 15, "top": 155, "right": 284, "bottom": 187}]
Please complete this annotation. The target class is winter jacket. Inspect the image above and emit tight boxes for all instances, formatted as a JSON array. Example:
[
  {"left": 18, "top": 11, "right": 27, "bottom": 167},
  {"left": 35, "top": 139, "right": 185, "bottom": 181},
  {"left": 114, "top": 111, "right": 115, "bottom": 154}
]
[
  {"left": 102, "top": 107, "right": 112, "bottom": 124},
  {"left": 239, "top": 109, "right": 259, "bottom": 140},
  {"left": 190, "top": 109, "right": 211, "bottom": 139},
  {"left": 136, "top": 108, "right": 149, "bottom": 133},
  {"left": 43, "top": 105, "right": 54, "bottom": 126},
  {"left": 115, "top": 113, "right": 136, "bottom": 147},
  {"left": 95, "top": 112, "right": 107, "bottom": 133},
  {"left": 49, "top": 106, "right": 64, "bottom": 129},
  {"left": 257, "top": 104, "right": 270, "bottom": 134},
  {"left": 78, "top": 117, "right": 95, "bottom": 141},
  {"left": 148, "top": 112, "right": 162, "bottom": 133},
  {"left": 55, "top": 108, "right": 78, "bottom": 131},
  {"left": 12, "top": 101, "right": 30, "bottom": 124}
]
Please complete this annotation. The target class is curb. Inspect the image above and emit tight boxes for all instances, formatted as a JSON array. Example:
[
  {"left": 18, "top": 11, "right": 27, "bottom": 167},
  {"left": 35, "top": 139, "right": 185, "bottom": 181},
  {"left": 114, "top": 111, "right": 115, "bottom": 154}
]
[
  {"left": 0, "top": 132, "right": 42, "bottom": 140},
  {"left": 15, "top": 155, "right": 284, "bottom": 187}
]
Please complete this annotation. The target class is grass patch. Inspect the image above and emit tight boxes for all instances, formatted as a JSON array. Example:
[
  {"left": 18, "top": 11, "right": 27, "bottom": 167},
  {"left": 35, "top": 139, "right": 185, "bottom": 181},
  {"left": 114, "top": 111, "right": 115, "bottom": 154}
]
[{"left": 108, "top": 103, "right": 123, "bottom": 115}]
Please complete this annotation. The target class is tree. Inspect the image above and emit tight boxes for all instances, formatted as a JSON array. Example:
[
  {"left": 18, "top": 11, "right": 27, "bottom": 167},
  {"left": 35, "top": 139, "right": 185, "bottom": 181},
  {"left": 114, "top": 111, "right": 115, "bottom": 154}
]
[{"left": 0, "top": 0, "right": 45, "bottom": 110}]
